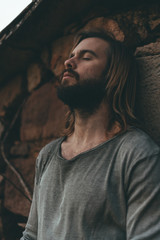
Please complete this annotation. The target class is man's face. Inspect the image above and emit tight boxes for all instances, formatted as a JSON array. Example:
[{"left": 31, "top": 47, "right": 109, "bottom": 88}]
[
  {"left": 57, "top": 37, "right": 110, "bottom": 113},
  {"left": 61, "top": 37, "right": 110, "bottom": 86}
]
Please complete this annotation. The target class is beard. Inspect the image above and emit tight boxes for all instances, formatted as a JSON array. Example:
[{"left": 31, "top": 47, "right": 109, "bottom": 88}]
[{"left": 56, "top": 72, "right": 106, "bottom": 114}]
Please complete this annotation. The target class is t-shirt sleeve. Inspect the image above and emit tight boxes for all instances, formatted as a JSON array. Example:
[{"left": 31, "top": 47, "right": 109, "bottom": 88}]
[
  {"left": 20, "top": 138, "right": 60, "bottom": 240},
  {"left": 20, "top": 156, "right": 40, "bottom": 240},
  {"left": 126, "top": 151, "right": 160, "bottom": 239}
]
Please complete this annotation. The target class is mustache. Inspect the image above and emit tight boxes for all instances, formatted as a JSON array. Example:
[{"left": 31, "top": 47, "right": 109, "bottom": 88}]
[{"left": 59, "top": 69, "right": 80, "bottom": 82}]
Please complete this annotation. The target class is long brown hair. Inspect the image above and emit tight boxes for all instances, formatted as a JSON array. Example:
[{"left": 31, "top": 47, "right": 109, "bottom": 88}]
[{"left": 63, "top": 30, "right": 139, "bottom": 136}]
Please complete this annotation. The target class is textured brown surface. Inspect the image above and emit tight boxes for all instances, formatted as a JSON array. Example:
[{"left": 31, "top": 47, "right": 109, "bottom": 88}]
[
  {"left": 27, "top": 63, "right": 43, "bottom": 92},
  {"left": 4, "top": 156, "right": 35, "bottom": 216},
  {"left": 81, "top": 17, "right": 125, "bottom": 41},
  {"left": 20, "top": 82, "right": 68, "bottom": 141},
  {"left": 0, "top": 121, "right": 4, "bottom": 138},
  {"left": 51, "top": 34, "right": 75, "bottom": 77},
  {"left": 136, "top": 54, "right": 160, "bottom": 145},
  {"left": 0, "top": 76, "right": 22, "bottom": 116},
  {"left": 135, "top": 41, "right": 160, "bottom": 57}
]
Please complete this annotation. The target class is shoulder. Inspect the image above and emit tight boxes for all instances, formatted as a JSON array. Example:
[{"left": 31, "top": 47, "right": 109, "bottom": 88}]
[
  {"left": 119, "top": 127, "right": 160, "bottom": 158},
  {"left": 117, "top": 128, "right": 160, "bottom": 188},
  {"left": 116, "top": 127, "right": 160, "bottom": 174},
  {"left": 39, "top": 137, "right": 63, "bottom": 157},
  {"left": 36, "top": 137, "right": 64, "bottom": 170}
]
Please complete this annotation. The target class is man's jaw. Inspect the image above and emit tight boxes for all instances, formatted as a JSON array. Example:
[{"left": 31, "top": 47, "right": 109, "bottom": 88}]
[
  {"left": 62, "top": 72, "right": 75, "bottom": 85},
  {"left": 56, "top": 77, "right": 106, "bottom": 115}
]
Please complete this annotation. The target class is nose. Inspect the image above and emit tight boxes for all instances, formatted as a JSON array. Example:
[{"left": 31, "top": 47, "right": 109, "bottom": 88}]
[{"left": 64, "top": 57, "right": 76, "bottom": 69}]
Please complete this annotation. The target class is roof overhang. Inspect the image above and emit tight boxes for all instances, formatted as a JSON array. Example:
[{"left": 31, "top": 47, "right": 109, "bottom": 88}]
[{"left": 0, "top": 0, "right": 158, "bottom": 86}]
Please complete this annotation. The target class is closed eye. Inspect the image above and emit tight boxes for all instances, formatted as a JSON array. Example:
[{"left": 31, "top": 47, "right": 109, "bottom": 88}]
[{"left": 82, "top": 57, "right": 91, "bottom": 60}]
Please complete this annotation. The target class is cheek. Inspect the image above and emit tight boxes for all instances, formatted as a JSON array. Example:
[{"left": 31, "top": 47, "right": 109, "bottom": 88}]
[{"left": 85, "top": 66, "right": 104, "bottom": 79}]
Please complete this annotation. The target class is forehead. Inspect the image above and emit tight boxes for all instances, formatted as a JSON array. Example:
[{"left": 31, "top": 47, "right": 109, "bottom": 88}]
[{"left": 72, "top": 37, "right": 110, "bottom": 55}]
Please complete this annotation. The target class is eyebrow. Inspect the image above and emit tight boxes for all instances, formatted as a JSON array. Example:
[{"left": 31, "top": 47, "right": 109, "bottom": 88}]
[{"left": 69, "top": 49, "right": 98, "bottom": 58}]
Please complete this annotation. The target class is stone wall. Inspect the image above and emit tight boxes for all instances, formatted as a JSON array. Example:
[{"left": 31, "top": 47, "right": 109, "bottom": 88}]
[{"left": 0, "top": 2, "right": 160, "bottom": 239}]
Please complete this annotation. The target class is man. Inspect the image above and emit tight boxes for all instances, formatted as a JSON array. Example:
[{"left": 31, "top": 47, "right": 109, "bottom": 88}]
[{"left": 21, "top": 30, "right": 160, "bottom": 239}]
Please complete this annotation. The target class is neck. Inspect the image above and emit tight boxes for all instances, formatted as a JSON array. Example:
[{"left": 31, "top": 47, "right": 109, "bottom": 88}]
[
  {"left": 67, "top": 101, "right": 121, "bottom": 146},
  {"left": 61, "top": 101, "right": 122, "bottom": 160}
]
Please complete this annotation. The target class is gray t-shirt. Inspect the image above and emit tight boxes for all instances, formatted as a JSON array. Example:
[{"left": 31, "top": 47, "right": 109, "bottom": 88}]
[{"left": 21, "top": 128, "right": 160, "bottom": 240}]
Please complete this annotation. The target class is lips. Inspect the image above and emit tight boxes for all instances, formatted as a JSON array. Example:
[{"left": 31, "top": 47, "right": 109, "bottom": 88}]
[
  {"left": 60, "top": 69, "right": 79, "bottom": 82},
  {"left": 63, "top": 72, "right": 74, "bottom": 78}
]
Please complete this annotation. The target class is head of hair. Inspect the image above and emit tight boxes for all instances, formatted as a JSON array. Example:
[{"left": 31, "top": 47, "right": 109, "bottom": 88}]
[{"left": 63, "top": 29, "right": 139, "bottom": 136}]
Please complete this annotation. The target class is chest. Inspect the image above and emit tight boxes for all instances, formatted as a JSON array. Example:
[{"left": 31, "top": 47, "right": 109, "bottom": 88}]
[
  {"left": 38, "top": 149, "right": 125, "bottom": 220},
  {"left": 61, "top": 140, "right": 109, "bottom": 160},
  {"left": 37, "top": 151, "right": 127, "bottom": 240}
]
